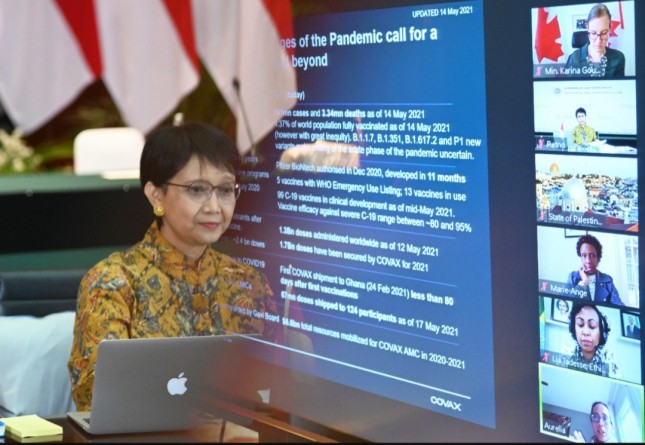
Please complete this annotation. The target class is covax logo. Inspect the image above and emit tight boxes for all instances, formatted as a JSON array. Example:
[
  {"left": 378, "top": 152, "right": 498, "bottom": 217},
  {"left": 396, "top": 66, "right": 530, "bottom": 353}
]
[{"left": 430, "top": 395, "right": 462, "bottom": 411}]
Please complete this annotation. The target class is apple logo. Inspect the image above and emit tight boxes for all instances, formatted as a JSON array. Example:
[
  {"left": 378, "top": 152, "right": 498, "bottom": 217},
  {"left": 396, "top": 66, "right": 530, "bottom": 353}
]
[{"left": 166, "top": 372, "right": 188, "bottom": 396}]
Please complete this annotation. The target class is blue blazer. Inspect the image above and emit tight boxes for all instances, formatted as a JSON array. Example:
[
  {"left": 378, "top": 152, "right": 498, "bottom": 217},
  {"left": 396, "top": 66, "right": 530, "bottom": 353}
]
[{"left": 567, "top": 270, "right": 623, "bottom": 306}]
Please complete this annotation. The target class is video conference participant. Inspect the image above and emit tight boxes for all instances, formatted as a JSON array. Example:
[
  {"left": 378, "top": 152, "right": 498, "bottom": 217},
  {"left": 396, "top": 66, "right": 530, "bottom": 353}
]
[
  {"left": 567, "top": 234, "right": 623, "bottom": 306},
  {"left": 567, "top": 302, "right": 612, "bottom": 377},
  {"left": 68, "top": 122, "right": 280, "bottom": 411},
  {"left": 565, "top": 3, "right": 625, "bottom": 78},
  {"left": 572, "top": 401, "right": 616, "bottom": 443},
  {"left": 572, "top": 107, "right": 597, "bottom": 145}
]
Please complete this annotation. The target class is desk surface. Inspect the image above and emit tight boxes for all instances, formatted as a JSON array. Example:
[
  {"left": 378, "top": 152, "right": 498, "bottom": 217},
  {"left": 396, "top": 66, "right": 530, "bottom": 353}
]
[
  {"left": 3, "top": 416, "right": 257, "bottom": 443},
  {"left": 2, "top": 401, "right": 341, "bottom": 443},
  {"left": 67, "top": 415, "right": 230, "bottom": 442}
]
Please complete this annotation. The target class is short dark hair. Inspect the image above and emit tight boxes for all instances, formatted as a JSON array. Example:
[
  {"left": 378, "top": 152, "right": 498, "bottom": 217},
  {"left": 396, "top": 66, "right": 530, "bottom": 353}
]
[
  {"left": 576, "top": 234, "right": 602, "bottom": 260},
  {"left": 140, "top": 122, "right": 239, "bottom": 188},
  {"left": 575, "top": 107, "right": 587, "bottom": 117},
  {"left": 569, "top": 302, "right": 610, "bottom": 346}
]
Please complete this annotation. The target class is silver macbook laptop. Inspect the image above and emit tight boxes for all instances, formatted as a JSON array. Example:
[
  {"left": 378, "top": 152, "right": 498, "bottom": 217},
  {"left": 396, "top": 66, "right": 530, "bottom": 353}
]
[{"left": 67, "top": 334, "right": 260, "bottom": 435}]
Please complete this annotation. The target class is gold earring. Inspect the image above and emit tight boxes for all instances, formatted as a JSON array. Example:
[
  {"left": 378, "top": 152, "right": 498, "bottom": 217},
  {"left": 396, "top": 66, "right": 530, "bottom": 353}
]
[{"left": 153, "top": 205, "right": 165, "bottom": 217}]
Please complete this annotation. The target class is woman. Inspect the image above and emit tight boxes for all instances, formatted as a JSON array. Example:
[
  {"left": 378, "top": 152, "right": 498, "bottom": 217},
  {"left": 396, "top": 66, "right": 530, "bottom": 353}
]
[
  {"left": 68, "top": 122, "right": 280, "bottom": 411},
  {"left": 565, "top": 3, "right": 625, "bottom": 78},
  {"left": 567, "top": 234, "right": 623, "bottom": 306},
  {"left": 572, "top": 401, "right": 616, "bottom": 443},
  {"left": 567, "top": 302, "right": 610, "bottom": 376},
  {"left": 572, "top": 107, "right": 597, "bottom": 146}
]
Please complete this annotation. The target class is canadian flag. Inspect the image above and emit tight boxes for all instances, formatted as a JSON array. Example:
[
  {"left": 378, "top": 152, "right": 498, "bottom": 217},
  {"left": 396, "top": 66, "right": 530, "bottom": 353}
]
[
  {"left": 0, "top": 0, "right": 296, "bottom": 154},
  {"left": 608, "top": 1, "right": 625, "bottom": 46},
  {"left": 534, "top": 7, "right": 563, "bottom": 63}
]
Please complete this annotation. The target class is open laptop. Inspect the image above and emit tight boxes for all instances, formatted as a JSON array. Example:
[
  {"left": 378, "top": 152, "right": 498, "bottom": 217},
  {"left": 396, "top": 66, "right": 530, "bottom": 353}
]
[{"left": 67, "top": 334, "right": 262, "bottom": 435}]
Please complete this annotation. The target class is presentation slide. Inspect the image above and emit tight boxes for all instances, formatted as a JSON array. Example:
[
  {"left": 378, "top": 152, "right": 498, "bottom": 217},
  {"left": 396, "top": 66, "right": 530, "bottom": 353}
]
[
  {"left": 222, "top": 0, "right": 494, "bottom": 428},
  {"left": 207, "top": 0, "right": 644, "bottom": 442}
]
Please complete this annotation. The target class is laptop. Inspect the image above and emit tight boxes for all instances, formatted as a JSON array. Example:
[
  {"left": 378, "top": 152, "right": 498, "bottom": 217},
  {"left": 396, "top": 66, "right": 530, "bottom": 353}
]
[{"left": 67, "top": 334, "right": 262, "bottom": 435}]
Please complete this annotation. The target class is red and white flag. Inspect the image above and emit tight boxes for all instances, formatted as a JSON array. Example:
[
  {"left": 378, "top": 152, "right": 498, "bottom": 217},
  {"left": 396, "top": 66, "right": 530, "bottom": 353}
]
[
  {"left": 95, "top": 0, "right": 200, "bottom": 134},
  {"left": 534, "top": 7, "right": 563, "bottom": 63},
  {"left": 0, "top": 0, "right": 97, "bottom": 134},
  {"left": 0, "top": 0, "right": 294, "bottom": 143},
  {"left": 607, "top": 1, "right": 625, "bottom": 48},
  {"left": 192, "top": 0, "right": 297, "bottom": 154}
]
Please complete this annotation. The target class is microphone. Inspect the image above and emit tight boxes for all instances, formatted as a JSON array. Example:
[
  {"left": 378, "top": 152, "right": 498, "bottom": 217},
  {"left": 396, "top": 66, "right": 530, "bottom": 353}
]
[{"left": 232, "top": 77, "right": 257, "bottom": 156}]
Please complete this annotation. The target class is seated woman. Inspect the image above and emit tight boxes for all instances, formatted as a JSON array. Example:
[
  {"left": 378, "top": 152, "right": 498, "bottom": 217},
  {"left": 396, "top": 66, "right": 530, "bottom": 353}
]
[
  {"left": 565, "top": 3, "right": 625, "bottom": 78},
  {"left": 567, "top": 302, "right": 611, "bottom": 377},
  {"left": 567, "top": 234, "right": 623, "bottom": 306},
  {"left": 68, "top": 122, "right": 281, "bottom": 411},
  {"left": 571, "top": 107, "right": 597, "bottom": 146}
]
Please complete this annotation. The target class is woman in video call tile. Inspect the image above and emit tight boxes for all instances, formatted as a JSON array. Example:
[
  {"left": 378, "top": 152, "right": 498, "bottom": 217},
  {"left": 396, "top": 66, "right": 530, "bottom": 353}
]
[
  {"left": 567, "top": 302, "right": 612, "bottom": 377},
  {"left": 565, "top": 3, "right": 625, "bottom": 78},
  {"left": 572, "top": 401, "right": 616, "bottom": 443},
  {"left": 567, "top": 234, "right": 623, "bottom": 306},
  {"left": 572, "top": 107, "right": 597, "bottom": 145}
]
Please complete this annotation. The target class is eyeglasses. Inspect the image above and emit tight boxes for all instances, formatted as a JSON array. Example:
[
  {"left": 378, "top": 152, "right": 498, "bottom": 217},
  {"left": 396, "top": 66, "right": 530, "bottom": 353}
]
[
  {"left": 590, "top": 414, "right": 611, "bottom": 424},
  {"left": 165, "top": 180, "right": 240, "bottom": 204},
  {"left": 588, "top": 29, "right": 610, "bottom": 41}
]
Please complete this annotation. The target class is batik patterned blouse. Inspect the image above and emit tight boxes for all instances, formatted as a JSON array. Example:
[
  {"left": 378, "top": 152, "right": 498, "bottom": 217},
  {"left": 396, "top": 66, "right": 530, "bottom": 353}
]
[
  {"left": 68, "top": 222, "right": 279, "bottom": 411},
  {"left": 572, "top": 125, "right": 597, "bottom": 145}
]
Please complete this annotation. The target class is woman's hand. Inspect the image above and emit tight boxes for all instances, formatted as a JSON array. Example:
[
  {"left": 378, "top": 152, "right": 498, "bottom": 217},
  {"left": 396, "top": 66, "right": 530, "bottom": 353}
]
[
  {"left": 578, "top": 267, "right": 590, "bottom": 286},
  {"left": 571, "top": 429, "right": 586, "bottom": 443}
]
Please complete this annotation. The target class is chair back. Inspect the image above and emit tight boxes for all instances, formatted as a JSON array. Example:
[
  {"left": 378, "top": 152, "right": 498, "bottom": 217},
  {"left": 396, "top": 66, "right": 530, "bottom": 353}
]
[
  {"left": 73, "top": 127, "right": 144, "bottom": 176},
  {"left": 571, "top": 30, "right": 588, "bottom": 49},
  {"left": 0, "top": 269, "right": 86, "bottom": 316}
]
